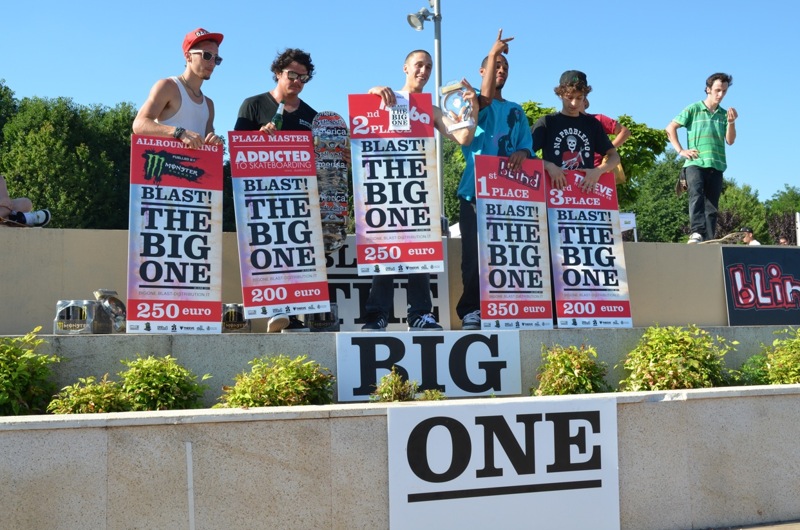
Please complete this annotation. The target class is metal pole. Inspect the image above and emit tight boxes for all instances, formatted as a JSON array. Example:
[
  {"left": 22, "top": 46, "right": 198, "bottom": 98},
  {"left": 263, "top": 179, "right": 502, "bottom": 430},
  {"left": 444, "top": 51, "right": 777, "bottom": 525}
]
[{"left": 432, "top": 0, "right": 445, "bottom": 231}]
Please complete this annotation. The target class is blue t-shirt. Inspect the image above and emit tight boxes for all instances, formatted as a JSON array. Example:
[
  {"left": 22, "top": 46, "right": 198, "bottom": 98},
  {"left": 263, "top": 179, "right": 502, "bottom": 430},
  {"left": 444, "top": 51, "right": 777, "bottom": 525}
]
[{"left": 458, "top": 97, "right": 533, "bottom": 200}]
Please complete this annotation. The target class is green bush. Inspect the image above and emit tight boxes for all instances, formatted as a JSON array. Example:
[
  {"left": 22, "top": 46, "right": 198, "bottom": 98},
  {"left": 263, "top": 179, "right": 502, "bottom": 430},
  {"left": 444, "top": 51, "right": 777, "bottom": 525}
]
[
  {"left": 619, "top": 324, "right": 735, "bottom": 391},
  {"left": 216, "top": 354, "right": 334, "bottom": 408},
  {"left": 729, "top": 354, "right": 770, "bottom": 386},
  {"left": 533, "top": 343, "right": 611, "bottom": 396},
  {"left": 764, "top": 328, "right": 800, "bottom": 384},
  {"left": 0, "top": 327, "right": 60, "bottom": 415},
  {"left": 370, "top": 366, "right": 445, "bottom": 402},
  {"left": 119, "top": 355, "right": 210, "bottom": 411},
  {"left": 47, "top": 374, "right": 129, "bottom": 414}
]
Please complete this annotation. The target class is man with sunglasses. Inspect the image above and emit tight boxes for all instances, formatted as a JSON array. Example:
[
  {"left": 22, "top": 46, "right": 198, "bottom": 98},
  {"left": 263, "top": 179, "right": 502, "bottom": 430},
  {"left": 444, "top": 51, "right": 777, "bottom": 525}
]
[
  {"left": 133, "top": 28, "right": 224, "bottom": 148},
  {"left": 234, "top": 48, "right": 318, "bottom": 332},
  {"left": 234, "top": 48, "right": 317, "bottom": 134}
]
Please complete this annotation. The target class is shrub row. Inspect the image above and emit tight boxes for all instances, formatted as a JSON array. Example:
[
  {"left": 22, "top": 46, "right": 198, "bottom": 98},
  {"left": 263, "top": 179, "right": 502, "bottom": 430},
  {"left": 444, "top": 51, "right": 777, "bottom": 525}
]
[{"left": 2, "top": 325, "right": 800, "bottom": 415}]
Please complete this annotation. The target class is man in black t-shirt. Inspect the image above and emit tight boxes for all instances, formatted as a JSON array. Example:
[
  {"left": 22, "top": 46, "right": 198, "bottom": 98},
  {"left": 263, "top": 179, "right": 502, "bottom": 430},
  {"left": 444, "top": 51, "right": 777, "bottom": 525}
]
[
  {"left": 531, "top": 70, "right": 620, "bottom": 192},
  {"left": 234, "top": 49, "right": 318, "bottom": 332},
  {"left": 234, "top": 48, "right": 317, "bottom": 134}
]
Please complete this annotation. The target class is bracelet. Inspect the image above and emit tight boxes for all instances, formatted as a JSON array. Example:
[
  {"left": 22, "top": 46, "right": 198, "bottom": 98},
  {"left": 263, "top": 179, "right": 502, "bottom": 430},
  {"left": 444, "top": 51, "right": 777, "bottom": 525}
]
[{"left": 173, "top": 126, "right": 186, "bottom": 139}]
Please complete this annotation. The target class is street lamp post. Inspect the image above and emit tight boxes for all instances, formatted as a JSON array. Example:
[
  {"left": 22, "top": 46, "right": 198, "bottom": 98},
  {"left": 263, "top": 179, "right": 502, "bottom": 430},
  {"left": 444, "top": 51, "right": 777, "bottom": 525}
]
[{"left": 407, "top": 0, "right": 445, "bottom": 232}]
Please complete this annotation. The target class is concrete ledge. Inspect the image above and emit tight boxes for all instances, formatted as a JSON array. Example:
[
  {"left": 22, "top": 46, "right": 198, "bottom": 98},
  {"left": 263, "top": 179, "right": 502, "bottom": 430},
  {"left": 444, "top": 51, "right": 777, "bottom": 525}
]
[
  {"left": 1, "top": 387, "right": 799, "bottom": 530},
  {"left": 30, "top": 325, "right": 789, "bottom": 407}
]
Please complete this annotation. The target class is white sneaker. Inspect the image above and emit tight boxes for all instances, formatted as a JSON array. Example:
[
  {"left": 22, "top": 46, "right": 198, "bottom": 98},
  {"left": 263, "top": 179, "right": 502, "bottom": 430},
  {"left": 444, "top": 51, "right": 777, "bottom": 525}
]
[
  {"left": 687, "top": 233, "right": 703, "bottom": 244},
  {"left": 461, "top": 310, "right": 481, "bottom": 330},
  {"left": 25, "top": 209, "right": 51, "bottom": 227},
  {"left": 267, "top": 313, "right": 290, "bottom": 332}
]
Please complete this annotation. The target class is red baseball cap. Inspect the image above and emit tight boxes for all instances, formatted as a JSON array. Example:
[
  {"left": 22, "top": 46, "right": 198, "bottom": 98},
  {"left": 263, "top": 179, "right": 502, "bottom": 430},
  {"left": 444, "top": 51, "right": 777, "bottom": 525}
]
[{"left": 182, "top": 28, "right": 224, "bottom": 53}]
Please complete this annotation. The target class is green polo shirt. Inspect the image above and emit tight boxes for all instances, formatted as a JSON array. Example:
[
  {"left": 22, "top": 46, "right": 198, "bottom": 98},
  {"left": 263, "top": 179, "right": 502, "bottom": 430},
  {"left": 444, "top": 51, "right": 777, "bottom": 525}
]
[{"left": 673, "top": 100, "right": 729, "bottom": 172}]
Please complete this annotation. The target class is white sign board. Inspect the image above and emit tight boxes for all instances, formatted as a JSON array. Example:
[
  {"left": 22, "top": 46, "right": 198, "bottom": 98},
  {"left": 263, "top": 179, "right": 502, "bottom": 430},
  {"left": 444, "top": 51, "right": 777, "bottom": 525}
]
[{"left": 388, "top": 396, "right": 620, "bottom": 529}]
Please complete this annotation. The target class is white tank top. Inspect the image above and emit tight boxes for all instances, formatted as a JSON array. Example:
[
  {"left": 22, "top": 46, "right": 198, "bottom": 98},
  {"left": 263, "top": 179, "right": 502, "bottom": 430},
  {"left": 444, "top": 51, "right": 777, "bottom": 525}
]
[{"left": 156, "top": 77, "right": 210, "bottom": 136}]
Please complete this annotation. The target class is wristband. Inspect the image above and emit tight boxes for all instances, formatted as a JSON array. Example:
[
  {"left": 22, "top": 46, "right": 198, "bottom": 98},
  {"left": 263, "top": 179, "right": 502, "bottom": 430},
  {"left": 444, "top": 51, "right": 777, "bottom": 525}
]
[{"left": 173, "top": 126, "right": 186, "bottom": 139}]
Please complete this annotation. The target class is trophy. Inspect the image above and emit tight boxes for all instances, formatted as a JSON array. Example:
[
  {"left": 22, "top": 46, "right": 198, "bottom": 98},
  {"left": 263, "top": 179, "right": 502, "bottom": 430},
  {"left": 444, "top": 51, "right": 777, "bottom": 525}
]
[{"left": 440, "top": 80, "right": 475, "bottom": 133}]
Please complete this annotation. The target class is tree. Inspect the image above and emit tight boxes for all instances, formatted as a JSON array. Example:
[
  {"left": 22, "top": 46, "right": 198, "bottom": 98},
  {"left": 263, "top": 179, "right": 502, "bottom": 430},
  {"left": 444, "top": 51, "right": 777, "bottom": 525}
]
[
  {"left": 624, "top": 152, "right": 688, "bottom": 242},
  {"left": 766, "top": 184, "right": 800, "bottom": 215},
  {"left": 0, "top": 80, "right": 18, "bottom": 147},
  {"left": 765, "top": 185, "right": 800, "bottom": 244},
  {"left": 718, "top": 182, "right": 766, "bottom": 241},
  {"left": 615, "top": 115, "right": 668, "bottom": 209},
  {"left": 441, "top": 137, "right": 465, "bottom": 225},
  {"left": 0, "top": 95, "right": 136, "bottom": 228}
]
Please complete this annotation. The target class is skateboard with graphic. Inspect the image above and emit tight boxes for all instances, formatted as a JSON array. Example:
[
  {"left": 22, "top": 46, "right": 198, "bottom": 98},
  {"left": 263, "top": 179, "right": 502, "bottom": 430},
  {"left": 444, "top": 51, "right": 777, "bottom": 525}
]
[{"left": 312, "top": 111, "right": 350, "bottom": 255}]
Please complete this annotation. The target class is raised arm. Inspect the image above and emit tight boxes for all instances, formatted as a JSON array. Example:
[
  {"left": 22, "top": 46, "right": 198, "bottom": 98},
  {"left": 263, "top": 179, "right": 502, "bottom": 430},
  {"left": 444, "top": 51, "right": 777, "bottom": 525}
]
[
  {"left": 612, "top": 122, "right": 631, "bottom": 149},
  {"left": 478, "top": 29, "right": 514, "bottom": 108}
]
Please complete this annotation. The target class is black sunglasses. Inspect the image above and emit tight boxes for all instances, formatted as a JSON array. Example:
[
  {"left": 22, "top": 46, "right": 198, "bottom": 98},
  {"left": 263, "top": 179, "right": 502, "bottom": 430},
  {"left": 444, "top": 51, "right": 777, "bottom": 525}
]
[
  {"left": 189, "top": 50, "right": 223, "bottom": 66},
  {"left": 283, "top": 69, "right": 311, "bottom": 83}
]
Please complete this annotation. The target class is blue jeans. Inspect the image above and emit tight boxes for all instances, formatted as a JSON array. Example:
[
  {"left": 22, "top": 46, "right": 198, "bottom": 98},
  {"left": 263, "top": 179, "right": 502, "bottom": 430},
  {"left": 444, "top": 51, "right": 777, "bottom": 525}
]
[
  {"left": 685, "top": 166, "right": 723, "bottom": 240},
  {"left": 456, "top": 197, "right": 480, "bottom": 318},
  {"left": 364, "top": 273, "right": 432, "bottom": 319}
]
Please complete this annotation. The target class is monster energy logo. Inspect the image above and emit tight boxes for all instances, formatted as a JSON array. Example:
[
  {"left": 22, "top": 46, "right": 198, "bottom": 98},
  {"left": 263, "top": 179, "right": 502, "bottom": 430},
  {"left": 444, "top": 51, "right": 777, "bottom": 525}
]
[
  {"left": 144, "top": 152, "right": 167, "bottom": 184},
  {"left": 142, "top": 150, "right": 205, "bottom": 185}
]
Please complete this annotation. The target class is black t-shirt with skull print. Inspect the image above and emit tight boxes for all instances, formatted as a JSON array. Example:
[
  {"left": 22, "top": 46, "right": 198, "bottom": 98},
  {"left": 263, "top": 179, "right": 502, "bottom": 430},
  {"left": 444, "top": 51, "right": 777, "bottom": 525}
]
[{"left": 531, "top": 112, "right": 613, "bottom": 169}]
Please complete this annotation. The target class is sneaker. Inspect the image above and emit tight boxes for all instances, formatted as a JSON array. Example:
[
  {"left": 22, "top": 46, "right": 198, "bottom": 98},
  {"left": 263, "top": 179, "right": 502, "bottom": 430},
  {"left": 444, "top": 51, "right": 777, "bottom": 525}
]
[
  {"left": 267, "top": 313, "right": 290, "bottom": 332},
  {"left": 407, "top": 313, "right": 443, "bottom": 331},
  {"left": 25, "top": 209, "right": 51, "bottom": 227},
  {"left": 361, "top": 314, "right": 387, "bottom": 332},
  {"left": 687, "top": 232, "right": 703, "bottom": 244},
  {"left": 461, "top": 310, "right": 481, "bottom": 331},
  {"left": 282, "top": 315, "right": 309, "bottom": 332}
]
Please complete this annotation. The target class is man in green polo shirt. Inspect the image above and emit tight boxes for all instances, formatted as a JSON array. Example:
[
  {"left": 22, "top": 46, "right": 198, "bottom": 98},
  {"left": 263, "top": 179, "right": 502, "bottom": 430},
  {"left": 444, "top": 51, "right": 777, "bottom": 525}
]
[{"left": 666, "top": 73, "right": 738, "bottom": 244}]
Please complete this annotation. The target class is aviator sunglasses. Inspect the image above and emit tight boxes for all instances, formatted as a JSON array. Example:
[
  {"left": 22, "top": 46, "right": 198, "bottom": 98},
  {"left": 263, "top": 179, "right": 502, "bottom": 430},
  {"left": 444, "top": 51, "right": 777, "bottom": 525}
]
[{"left": 188, "top": 50, "right": 223, "bottom": 66}]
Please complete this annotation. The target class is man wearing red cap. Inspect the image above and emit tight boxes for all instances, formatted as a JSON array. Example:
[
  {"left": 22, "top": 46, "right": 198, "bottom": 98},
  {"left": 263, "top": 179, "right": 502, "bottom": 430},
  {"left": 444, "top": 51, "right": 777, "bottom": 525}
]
[{"left": 133, "top": 28, "right": 225, "bottom": 148}]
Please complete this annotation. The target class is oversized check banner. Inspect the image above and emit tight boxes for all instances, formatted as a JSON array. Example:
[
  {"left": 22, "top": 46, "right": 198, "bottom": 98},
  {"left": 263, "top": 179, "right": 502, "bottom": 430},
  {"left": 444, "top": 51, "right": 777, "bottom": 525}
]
[
  {"left": 127, "top": 135, "right": 223, "bottom": 334},
  {"left": 348, "top": 92, "right": 443, "bottom": 275},
  {"left": 228, "top": 131, "right": 330, "bottom": 319},
  {"left": 546, "top": 170, "right": 632, "bottom": 328},
  {"left": 475, "top": 155, "right": 553, "bottom": 329}
]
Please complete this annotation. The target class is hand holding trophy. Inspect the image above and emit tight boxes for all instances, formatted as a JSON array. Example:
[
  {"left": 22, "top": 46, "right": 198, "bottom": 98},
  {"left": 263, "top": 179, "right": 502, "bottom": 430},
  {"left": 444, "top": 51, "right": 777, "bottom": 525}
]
[{"left": 441, "top": 78, "right": 476, "bottom": 133}]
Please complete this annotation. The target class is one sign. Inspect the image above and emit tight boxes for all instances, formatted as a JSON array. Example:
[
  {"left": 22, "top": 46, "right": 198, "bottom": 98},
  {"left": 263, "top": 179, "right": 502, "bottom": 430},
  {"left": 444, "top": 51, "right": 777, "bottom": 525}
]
[
  {"left": 336, "top": 331, "right": 521, "bottom": 401},
  {"left": 228, "top": 131, "right": 330, "bottom": 320},
  {"left": 388, "top": 396, "right": 620, "bottom": 529},
  {"left": 348, "top": 92, "right": 444, "bottom": 275},
  {"left": 546, "top": 171, "right": 632, "bottom": 328},
  {"left": 326, "top": 239, "right": 450, "bottom": 331},
  {"left": 475, "top": 155, "right": 553, "bottom": 329},
  {"left": 722, "top": 246, "right": 800, "bottom": 326},
  {"left": 127, "top": 135, "right": 223, "bottom": 334}
]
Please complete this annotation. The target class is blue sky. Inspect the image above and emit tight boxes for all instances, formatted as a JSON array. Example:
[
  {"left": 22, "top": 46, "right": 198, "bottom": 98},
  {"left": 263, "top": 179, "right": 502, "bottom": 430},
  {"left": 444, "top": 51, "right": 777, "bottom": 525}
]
[{"left": 2, "top": 0, "right": 797, "bottom": 201}]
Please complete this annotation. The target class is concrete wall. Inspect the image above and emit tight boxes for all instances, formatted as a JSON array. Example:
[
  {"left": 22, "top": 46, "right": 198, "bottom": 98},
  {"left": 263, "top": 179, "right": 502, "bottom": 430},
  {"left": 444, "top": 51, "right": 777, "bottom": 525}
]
[
  {"left": 39, "top": 325, "right": 785, "bottom": 408},
  {"left": 1, "top": 229, "right": 730, "bottom": 336},
  {"left": 1, "top": 387, "right": 799, "bottom": 530}
]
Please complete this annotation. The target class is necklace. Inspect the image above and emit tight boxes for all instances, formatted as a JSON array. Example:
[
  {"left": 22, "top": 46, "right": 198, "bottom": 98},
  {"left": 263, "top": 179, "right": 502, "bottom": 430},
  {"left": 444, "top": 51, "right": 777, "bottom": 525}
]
[{"left": 179, "top": 75, "right": 202, "bottom": 98}]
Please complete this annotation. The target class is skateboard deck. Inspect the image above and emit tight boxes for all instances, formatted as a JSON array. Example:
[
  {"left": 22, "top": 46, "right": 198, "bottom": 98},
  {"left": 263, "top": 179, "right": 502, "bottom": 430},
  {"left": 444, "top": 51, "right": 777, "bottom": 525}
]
[
  {"left": 0, "top": 216, "right": 30, "bottom": 227},
  {"left": 699, "top": 231, "right": 746, "bottom": 245},
  {"left": 312, "top": 111, "right": 350, "bottom": 255}
]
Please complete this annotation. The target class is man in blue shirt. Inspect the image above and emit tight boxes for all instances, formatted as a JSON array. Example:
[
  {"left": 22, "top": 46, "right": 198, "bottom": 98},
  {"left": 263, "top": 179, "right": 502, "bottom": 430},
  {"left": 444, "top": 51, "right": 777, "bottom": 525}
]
[{"left": 457, "top": 31, "right": 532, "bottom": 330}]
